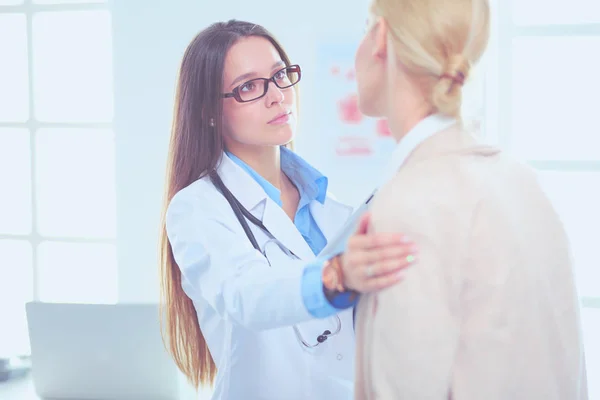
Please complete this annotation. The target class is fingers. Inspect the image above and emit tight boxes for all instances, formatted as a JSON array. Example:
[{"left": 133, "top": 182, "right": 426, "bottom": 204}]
[
  {"left": 355, "top": 259, "right": 414, "bottom": 293},
  {"left": 355, "top": 212, "right": 371, "bottom": 235},
  {"left": 341, "top": 234, "right": 418, "bottom": 293},
  {"left": 348, "top": 231, "right": 409, "bottom": 251},
  {"left": 345, "top": 261, "right": 409, "bottom": 293},
  {"left": 342, "top": 216, "right": 423, "bottom": 293},
  {"left": 369, "top": 253, "right": 417, "bottom": 276},
  {"left": 365, "top": 270, "right": 406, "bottom": 292},
  {"left": 362, "top": 243, "right": 418, "bottom": 266},
  {"left": 350, "top": 246, "right": 416, "bottom": 278}
]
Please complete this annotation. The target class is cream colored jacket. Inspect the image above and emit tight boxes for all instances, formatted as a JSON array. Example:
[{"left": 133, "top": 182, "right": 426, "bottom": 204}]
[{"left": 354, "top": 123, "right": 588, "bottom": 400}]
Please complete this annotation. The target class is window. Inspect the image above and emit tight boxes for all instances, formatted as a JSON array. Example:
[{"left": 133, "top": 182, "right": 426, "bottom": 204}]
[
  {"left": 0, "top": 0, "right": 116, "bottom": 358},
  {"left": 486, "top": 0, "right": 600, "bottom": 397}
]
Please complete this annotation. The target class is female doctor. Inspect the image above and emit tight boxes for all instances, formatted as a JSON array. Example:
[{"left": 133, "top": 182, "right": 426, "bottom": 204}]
[{"left": 159, "top": 20, "right": 418, "bottom": 400}]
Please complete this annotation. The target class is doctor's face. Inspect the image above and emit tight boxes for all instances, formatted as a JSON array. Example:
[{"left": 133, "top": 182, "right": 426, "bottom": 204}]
[{"left": 221, "top": 36, "right": 299, "bottom": 153}]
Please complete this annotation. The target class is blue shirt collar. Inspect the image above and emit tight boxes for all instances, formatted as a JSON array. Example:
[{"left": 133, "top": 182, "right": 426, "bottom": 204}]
[{"left": 226, "top": 147, "right": 328, "bottom": 207}]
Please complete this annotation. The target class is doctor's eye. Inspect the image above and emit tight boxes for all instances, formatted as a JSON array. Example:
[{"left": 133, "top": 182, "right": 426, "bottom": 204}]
[
  {"left": 274, "top": 70, "right": 287, "bottom": 80},
  {"left": 239, "top": 81, "right": 258, "bottom": 93}
]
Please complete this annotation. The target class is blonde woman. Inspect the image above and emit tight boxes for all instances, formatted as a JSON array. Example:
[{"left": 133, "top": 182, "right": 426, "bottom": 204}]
[{"left": 349, "top": 0, "right": 588, "bottom": 399}]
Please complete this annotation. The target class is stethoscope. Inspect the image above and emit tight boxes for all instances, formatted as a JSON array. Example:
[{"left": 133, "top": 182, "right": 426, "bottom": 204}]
[{"left": 210, "top": 172, "right": 342, "bottom": 349}]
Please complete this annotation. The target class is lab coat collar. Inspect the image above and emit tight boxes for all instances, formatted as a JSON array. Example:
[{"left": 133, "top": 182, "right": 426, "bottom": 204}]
[
  {"left": 226, "top": 147, "right": 328, "bottom": 207},
  {"left": 216, "top": 154, "right": 267, "bottom": 212},
  {"left": 215, "top": 154, "right": 352, "bottom": 261}
]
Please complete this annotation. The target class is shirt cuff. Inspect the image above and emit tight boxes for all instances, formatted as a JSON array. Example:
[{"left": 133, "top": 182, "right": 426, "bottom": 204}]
[
  {"left": 301, "top": 259, "right": 357, "bottom": 318},
  {"left": 326, "top": 289, "right": 359, "bottom": 310}
]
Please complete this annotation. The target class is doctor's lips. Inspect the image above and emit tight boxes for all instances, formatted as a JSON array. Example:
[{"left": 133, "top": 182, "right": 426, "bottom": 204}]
[{"left": 267, "top": 110, "right": 292, "bottom": 125}]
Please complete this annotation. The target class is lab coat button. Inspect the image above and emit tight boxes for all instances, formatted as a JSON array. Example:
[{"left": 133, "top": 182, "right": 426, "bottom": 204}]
[{"left": 337, "top": 353, "right": 343, "bottom": 360}]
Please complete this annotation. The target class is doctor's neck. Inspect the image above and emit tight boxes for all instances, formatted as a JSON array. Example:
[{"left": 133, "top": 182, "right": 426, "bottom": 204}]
[{"left": 231, "top": 145, "right": 286, "bottom": 190}]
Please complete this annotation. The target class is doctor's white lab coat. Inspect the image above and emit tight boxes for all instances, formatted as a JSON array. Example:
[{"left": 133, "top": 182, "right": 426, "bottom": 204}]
[{"left": 166, "top": 154, "right": 356, "bottom": 400}]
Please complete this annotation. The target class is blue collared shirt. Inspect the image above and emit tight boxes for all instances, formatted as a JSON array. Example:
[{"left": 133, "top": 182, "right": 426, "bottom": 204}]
[
  {"left": 227, "top": 147, "right": 328, "bottom": 255},
  {"left": 227, "top": 147, "right": 355, "bottom": 318}
]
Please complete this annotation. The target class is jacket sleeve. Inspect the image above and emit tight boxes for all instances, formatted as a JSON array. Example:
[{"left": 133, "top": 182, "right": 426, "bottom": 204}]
[{"left": 166, "top": 188, "right": 325, "bottom": 330}]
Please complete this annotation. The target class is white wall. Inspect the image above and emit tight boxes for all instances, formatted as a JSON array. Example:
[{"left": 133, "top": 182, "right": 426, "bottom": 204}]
[
  {"left": 112, "top": 0, "right": 371, "bottom": 302},
  {"left": 112, "top": 0, "right": 485, "bottom": 302}
]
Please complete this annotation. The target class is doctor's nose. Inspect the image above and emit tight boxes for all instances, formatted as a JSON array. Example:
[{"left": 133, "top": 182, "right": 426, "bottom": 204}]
[{"left": 264, "top": 82, "right": 284, "bottom": 107}]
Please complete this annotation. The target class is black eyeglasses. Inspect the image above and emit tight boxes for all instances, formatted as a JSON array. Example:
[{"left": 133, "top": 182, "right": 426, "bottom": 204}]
[{"left": 223, "top": 64, "right": 301, "bottom": 103}]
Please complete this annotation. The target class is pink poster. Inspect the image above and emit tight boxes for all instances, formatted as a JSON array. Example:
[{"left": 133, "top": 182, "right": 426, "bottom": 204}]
[{"left": 316, "top": 42, "right": 395, "bottom": 160}]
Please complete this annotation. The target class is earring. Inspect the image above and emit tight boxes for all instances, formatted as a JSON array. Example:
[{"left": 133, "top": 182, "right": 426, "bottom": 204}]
[{"left": 209, "top": 118, "right": 215, "bottom": 127}]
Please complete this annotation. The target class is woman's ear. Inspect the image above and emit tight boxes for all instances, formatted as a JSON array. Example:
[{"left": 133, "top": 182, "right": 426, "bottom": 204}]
[{"left": 372, "top": 17, "right": 389, "bottom": 60}]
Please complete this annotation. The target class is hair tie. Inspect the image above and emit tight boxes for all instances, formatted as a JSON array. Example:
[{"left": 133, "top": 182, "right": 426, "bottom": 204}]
[{"left": 440, "top": 71, "right": 466, "bottom": 86}]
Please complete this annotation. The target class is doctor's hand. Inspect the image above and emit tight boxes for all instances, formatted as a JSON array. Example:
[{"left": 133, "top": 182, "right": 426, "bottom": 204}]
[{"left": 339, "top": 213, "right": 417, "bottom": 293}]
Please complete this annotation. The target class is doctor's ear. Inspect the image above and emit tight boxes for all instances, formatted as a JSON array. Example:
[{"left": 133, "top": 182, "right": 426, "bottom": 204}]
[{"left": 201, "top": 108, "right": 216, "bottom": 127}]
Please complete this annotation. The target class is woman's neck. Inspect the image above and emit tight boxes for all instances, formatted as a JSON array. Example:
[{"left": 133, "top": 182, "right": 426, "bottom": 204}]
[
  {"left": 385, "top": 74, "right": 433, "bottom": 143},
  {"left": 387, "top": 103, "right": 432, "bottom": 143}
]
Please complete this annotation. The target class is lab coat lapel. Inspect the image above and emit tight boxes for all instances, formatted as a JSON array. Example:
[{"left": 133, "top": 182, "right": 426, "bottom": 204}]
[
  {"left": 310, "top": 196, "right": 353, "bottom": 242},
  {"left": 260, "top": 193, "right": 354, "bottom": 263},
  {"left": 261, "top": 199, "right": 316, "bottom": 261},
  {"left": 217, "top": 154, "right": 268, "bottom": 211},
  {"left": 317, "top": 194, "right": 373, "bottom": 259},
  {"left": 217, "top": 154, "right": 316, "bottom": 262}
]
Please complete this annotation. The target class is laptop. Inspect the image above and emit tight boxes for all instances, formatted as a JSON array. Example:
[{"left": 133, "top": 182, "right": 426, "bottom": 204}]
[{"left": 26, "top": 302, "right": 182, "bottom": 400}]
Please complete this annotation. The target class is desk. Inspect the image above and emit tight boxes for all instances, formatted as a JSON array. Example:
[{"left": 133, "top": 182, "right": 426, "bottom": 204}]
[{"left": 0, "top": 374, "right": 211, "bottom": 400}]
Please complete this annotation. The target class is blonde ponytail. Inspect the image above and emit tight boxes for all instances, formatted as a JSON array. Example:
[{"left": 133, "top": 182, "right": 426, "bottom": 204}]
[{"left": 432, "top": 55, "right": 471, "bottom": 117}]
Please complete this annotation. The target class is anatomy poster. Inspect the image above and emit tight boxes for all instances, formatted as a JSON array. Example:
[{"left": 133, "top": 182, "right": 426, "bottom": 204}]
[
  {"left": 315, "top": 41, "right": 396, "bottom": 160},
  {"left": 310, "top": 41, "right": 396, "bottom": 206}
]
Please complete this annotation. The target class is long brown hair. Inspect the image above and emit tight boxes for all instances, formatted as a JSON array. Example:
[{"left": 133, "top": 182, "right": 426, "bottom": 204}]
[{"left": 158, "top": 20, "right": 294, "bottom": 389}]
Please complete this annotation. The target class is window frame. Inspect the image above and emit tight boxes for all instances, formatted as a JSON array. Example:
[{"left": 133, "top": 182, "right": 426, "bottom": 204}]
[{"left": 484, "top": 0, "right": 600, "bottom": 309}]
